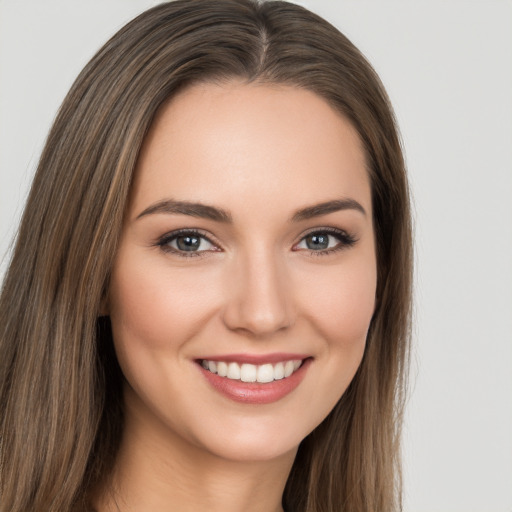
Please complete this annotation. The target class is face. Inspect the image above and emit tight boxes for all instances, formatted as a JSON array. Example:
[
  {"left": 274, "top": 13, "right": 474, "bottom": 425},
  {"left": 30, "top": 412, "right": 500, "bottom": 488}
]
[{"left": 108, "top": 81, "right": 377, "bottom": 463}]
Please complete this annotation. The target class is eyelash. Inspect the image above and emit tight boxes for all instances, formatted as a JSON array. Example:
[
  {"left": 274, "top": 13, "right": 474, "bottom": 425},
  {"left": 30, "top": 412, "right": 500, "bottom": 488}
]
[
  {"left": 156, "top": 229, "right": 218, "bottom": 258},
  {"left": 155, "top": 227, "right": 357, "bottom": 258},
  {"left": 296, "top": 227, "right": 357, "bottom": 257}
]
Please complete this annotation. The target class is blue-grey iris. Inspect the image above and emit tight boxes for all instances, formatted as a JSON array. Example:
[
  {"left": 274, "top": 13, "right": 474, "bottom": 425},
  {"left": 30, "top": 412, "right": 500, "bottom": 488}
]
[
  {"left": 306, "top": 233, "right": 329, "bottom": 250},
  {"left": 176, "top": 235, "right": 201, "bottom": 251}
]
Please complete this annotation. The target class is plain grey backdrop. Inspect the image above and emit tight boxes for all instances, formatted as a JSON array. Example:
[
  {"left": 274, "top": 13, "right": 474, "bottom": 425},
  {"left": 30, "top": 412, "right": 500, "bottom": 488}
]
[{"left": 1, "top": 1, "right": 511, "bottom": 511}]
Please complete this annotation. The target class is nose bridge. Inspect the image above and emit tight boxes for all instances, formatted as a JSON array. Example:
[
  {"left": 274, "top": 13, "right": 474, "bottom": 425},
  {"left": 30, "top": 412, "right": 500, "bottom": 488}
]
[{"left": 222, "top": 244, "right": 293, "bottom": 336}]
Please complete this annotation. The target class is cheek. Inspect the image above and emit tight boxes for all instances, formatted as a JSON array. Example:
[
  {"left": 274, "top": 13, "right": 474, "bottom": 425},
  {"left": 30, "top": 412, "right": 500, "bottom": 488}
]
[
  {"left": 296, "top": 256, "right": 377, "bottom": 351},
  {"left": 280, "top": 254, "right": 377, "bottom": 436},
  {"left": 108, "top": 252, "right": 220, "bottom": 353}
]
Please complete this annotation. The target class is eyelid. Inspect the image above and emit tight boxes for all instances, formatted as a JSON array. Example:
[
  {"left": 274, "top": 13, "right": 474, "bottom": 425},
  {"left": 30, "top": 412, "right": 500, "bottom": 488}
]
[
  {"left": 155, "top": 226, "right": 357, "bottom": 258},
  {"left": 155, "top": 228, "right": 222, "bottom": 258},
  {"left": 293, "top": 226, "right": 358, "bottom": 255}
]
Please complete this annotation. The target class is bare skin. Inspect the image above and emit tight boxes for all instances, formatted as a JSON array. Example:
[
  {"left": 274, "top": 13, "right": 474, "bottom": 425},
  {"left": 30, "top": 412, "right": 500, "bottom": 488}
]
[
  {"left": 96, "top": 81, "right": 376, "bottom": 511},
  {"left": 95, "top": 383, "right": 292, "bottom": 512}
]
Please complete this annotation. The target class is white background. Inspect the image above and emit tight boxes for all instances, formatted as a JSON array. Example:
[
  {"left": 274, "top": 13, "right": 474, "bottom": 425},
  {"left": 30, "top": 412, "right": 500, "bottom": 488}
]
[{"left": 1, "top": 1, "right": 511, "bottom": 510}]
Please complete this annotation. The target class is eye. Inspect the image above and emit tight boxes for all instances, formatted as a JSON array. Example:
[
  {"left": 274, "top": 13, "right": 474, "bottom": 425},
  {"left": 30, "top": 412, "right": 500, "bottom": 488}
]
[
  {"left": 294, "top": 228, "right": 357, "bottom": 255},
  {"left": 157, "top": 229, "right": 218, "bottom": 257}
]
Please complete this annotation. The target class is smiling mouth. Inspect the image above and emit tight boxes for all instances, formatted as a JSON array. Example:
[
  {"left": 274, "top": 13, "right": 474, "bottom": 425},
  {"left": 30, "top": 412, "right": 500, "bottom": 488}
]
[{"left": 200, "top": 359, "right": 304, "bottom": 383}]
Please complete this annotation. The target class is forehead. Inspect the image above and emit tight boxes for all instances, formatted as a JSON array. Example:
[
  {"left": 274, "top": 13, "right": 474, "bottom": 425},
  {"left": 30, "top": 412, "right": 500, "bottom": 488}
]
[{"left": 130, "top": 81, "right": 371, "bottom": 221}]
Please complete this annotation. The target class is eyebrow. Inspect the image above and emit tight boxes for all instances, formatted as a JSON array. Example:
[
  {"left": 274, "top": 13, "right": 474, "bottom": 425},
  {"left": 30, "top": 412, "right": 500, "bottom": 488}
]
[
  {"left": 136, "top": 198, "right": 366, "bottom": 222},
  {"left": 290, "top": 198, "right": 366, "bottom": 221},
  {"left": 136, "top": 199, "right": 232, "bottom": 222}
]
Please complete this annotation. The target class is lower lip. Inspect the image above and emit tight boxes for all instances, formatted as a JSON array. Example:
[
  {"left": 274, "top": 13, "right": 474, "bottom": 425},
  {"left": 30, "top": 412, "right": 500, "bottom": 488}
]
[{"left": 198, "top": 358, "right": 312, "bottom": 405}]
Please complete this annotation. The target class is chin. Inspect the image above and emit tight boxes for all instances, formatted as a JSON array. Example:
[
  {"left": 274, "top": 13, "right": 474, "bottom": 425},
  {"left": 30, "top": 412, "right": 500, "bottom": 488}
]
[{"left": 190, "top": 421, "right": 303, "bottom": 464}]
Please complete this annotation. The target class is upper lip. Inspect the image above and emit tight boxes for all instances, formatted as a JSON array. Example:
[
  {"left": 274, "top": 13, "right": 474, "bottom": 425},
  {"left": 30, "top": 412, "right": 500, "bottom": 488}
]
[{"left": 197, "top": 353, "right": 310, "bottom": 365}]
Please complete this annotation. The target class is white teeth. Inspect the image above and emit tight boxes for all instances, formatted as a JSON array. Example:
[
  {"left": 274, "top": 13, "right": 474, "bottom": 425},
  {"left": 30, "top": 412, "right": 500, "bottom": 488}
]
[
  {"left": 217, "top": 361, "right": 228, "bottom": 377},
  {"left": 274, "top": 362, "right": 285, "bottom": 380},
  {"left": 257, "top": 364, "right": 274, "bottom": 383},
  {"left": 284, "top": 361, "right": 294, "bottom": 378},
  {"left": 240, "top": 364, "right": 257, "bottom": 382},
  {"left": 201, "top": 359, "right": 303, "bottom": 383},
  {"left": 227, "top": 362, "right": 241, "bottom": 380}
]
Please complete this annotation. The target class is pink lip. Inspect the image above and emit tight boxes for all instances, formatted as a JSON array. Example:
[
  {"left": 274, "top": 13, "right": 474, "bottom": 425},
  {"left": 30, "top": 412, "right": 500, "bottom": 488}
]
[{"left": 197, "top": 357, "right": 312, "bottom": 405}]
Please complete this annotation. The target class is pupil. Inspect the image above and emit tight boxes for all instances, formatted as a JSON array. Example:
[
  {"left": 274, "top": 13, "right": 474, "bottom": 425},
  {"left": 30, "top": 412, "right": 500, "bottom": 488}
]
[
  {"left": 177, "top": 235, "right": 200, "bottom": 251},
  {"left": 307, "top": 233, "right": 329, "bottom": 250}
]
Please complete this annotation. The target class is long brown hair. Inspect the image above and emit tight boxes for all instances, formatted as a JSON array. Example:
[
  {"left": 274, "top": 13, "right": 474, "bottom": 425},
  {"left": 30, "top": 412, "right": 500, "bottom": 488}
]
[{"left": 0, "top": 1, "right": 412, "bottom": 510}]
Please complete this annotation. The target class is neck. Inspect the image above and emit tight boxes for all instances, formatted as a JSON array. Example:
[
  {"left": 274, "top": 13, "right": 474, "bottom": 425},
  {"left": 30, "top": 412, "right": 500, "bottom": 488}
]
[{"left": 93, "top": 386, "right": 296, "bottom": 512}]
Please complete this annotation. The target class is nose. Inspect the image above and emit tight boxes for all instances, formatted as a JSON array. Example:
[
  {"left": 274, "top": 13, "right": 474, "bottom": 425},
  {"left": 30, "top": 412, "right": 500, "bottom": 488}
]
[{"left": 221, "top": 249, "right": 294, "bottom": 337}]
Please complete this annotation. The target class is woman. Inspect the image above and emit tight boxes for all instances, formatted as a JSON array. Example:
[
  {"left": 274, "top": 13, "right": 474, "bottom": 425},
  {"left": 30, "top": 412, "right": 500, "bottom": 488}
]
[{"left": 0, "top": 1, "right": 412, "bottom": 511}]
